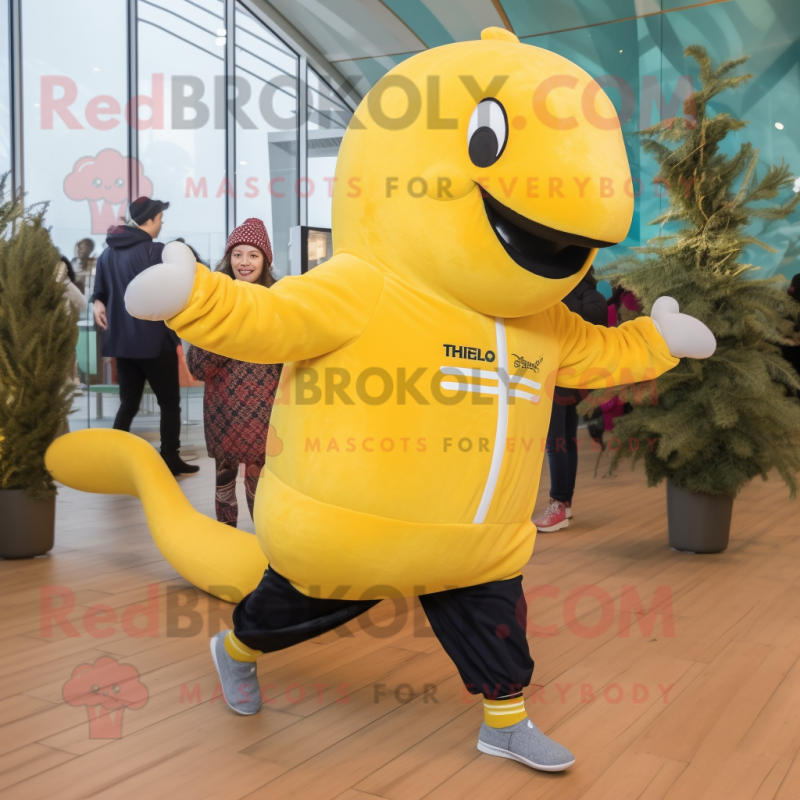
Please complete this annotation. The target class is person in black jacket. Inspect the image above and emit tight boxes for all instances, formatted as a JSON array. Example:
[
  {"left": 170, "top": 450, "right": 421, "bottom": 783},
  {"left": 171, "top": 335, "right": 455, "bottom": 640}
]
[
  {"left": 92, "top": 197, "right": 199, "bottom": 476},
  {"left": 532, "top": 267, "right": 607, "bottom": 531},
  {"left": 782, "top": 274, "right": 800, "bottom": 397}
]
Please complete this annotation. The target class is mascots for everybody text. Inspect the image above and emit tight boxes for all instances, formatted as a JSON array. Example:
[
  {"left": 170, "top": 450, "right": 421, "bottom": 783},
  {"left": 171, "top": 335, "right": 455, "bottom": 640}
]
[{"left": 48, "top": 28, "right": 714, "bottom": 771}]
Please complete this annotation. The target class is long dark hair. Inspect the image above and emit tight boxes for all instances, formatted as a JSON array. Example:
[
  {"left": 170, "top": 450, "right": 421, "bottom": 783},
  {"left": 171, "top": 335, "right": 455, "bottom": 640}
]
[
  {"left": 59, "top": 254, "right": 77, "bottom": 285},
  {"left": 215, "top": 248, "right": 275, "bottom": 288}
]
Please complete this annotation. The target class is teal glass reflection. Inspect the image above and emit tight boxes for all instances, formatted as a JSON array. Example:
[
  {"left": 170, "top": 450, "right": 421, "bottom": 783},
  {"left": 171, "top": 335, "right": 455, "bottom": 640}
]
[
  {"left": 381, "top": 0, "right": 454, "bottom": 47},
  {"left": 504, "top": 0, "right": 645, "bottom": 38},
  {"left": 524, "top": 0, "right": 800, "bottom": 280},
  {"left": 657, "top": 0, "right": 800, "bottom": 280}
]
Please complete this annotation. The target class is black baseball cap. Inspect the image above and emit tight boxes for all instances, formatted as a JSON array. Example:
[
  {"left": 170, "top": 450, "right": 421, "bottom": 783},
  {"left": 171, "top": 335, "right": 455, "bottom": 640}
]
[{"left": 129, "top": 196, "right": 169, "bottom": 225}]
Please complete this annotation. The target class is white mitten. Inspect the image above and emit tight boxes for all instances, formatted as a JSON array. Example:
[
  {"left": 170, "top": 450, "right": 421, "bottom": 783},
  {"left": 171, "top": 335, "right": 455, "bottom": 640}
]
[
  {"left": 125, "top": 241, "right": 197, "bottom": 321},
  {"left": 650, "top": 296, "right": 716, "bottom": 359}
]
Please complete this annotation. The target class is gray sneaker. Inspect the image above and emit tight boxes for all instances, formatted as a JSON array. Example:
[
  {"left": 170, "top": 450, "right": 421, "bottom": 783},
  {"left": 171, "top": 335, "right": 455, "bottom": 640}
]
[
  {"left": 209, "top": 631, "right": 262, "bottom": 715},
  {"left": 477, "top": 719, "right": 575, "bottom": 771}
]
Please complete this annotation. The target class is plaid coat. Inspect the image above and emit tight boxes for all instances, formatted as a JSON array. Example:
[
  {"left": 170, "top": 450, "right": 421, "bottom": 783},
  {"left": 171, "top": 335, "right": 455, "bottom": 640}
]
[{"left": 186, "top": 345, "right": 281, "bottom": 464}]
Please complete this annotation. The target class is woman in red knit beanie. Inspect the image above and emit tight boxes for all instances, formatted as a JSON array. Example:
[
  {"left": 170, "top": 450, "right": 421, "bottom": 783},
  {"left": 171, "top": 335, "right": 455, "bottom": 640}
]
[
  {"left": 215, "top": 217, "right": 275, "bottom": 287},
  {"left": 186, "top": 218, "right": 281, "bottom": 526}
]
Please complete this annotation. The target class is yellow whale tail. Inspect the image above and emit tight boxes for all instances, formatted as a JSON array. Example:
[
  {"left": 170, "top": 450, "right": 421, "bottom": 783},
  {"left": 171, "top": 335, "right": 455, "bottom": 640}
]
[{"left": 45, "top": 429, "right": 268, "bottom": 600}]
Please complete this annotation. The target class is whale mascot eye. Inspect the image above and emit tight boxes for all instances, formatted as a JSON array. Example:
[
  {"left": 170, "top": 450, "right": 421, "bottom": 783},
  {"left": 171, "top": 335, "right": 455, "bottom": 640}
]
[{"left": 467, "top": 98, "right": 508, "bottom": 168}]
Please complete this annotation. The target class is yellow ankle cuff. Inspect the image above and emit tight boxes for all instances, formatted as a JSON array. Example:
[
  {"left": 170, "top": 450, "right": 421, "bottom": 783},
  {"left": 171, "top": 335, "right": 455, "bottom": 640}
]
[
  {"left": 224, "top": 631, "right": 260, "bottom": 662},
  {"left": 483, "top": 696, "right": 527, "bottom": 728}
]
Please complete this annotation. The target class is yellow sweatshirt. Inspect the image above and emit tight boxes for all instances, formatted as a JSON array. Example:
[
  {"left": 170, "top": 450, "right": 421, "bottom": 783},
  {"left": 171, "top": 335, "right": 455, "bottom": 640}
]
[{"left": 168, "top": 257, "right": 676, "bottom": 599}]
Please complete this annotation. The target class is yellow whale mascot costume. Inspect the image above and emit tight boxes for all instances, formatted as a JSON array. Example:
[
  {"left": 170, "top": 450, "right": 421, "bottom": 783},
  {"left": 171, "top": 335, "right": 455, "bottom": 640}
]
[{"left": 48, "top": 28, "right": 715, "bottom": 771}]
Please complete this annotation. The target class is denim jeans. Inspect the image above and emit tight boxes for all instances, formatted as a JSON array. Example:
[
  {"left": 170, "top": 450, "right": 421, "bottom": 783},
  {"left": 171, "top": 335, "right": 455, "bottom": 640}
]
[{"left": 545, "top": 397, "right": 579, "bottom": 503}]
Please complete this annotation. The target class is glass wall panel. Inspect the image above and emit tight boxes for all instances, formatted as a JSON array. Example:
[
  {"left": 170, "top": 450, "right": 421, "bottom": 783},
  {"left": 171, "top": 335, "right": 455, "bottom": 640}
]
[
  {"left": 138, "top": 0, "right": 228, "bottom": 448},
  {"left": 234, "top": 1, "right": 299, "bottom": 278},
  {"left": 307, "top": 66, "right": 353, "bottom": 229},
  {"left": 138, "top": 0, "right": 227, "bottom": 265},
  {"left": 21, "top": 0, "right": 127, "bottom": 259},
  {"left": 21, "top": 0, "right": 128, "bottom": 431},
  {"left": 0, "top": 0, "right": 10, "bottom": 182}
]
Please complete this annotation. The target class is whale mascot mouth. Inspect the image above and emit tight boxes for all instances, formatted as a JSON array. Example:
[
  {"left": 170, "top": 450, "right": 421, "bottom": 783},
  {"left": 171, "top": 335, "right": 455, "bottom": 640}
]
[{"left": 482, "top": 190, "right": 612, "bottom": 280}]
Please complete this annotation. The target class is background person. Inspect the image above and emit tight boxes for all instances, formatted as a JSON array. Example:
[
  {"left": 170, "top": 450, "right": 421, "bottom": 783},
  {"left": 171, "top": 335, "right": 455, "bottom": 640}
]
[
  {"left": 175, "top": 237, "right": 207, "bottom": 267},
  {"left": 607, "top": 283, "right": 641, "bottom": 327},
  {"left": 71, "top": 237, "right": 96, "bottom": 297},
  {"left": 532, "top": 267, "right": 608, "bottom": 532},
  {"left": 187, "top": 219, "right": 281, "bottom": 525},
  {"left": 782, "top": 273, "right": 800, "bottom": 397},
  {"left": 57, "top": 253, "right": 88, "bottom": 316},
  {"left": 92, "top": 197, "right": 199, "bottom": 476},
  {"left": 57, "top": 253, "right": 88, "bottom": 400}
]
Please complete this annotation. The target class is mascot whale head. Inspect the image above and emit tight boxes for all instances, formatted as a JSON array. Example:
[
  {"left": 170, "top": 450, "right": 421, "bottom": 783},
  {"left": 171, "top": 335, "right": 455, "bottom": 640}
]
[{"left": 333, "top": 27, "right": 632, "bottom": 318}]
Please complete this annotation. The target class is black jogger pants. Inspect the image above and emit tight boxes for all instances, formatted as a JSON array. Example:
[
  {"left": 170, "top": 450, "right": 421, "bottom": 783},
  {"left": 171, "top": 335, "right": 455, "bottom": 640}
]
[
  {"left": 232, "top": 568, "right": 534, "bottom": 698},
  {"left": 113, "top": 338, "right": 181, "bottom": 455}
]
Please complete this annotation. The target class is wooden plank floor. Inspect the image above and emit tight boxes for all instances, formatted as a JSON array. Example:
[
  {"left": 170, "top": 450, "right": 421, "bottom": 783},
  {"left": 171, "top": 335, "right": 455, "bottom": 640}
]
[{"left": 1, "top": 434, "right": 799, "bottom": 799}]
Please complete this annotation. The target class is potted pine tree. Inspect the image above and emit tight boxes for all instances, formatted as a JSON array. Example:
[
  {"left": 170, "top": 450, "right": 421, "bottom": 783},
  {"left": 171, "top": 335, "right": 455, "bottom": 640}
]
[
  {"left": 585, "top": 47, "right": 800, "bottom": 553},
  {"left": 0, "top": 178, "right": 79, "bottom": 558}
]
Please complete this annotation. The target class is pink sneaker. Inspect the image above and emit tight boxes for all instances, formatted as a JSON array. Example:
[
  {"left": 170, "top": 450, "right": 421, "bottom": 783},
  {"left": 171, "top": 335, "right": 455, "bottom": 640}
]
[{"left": 533, "top": 500, "right": 569, "bottom": 532}]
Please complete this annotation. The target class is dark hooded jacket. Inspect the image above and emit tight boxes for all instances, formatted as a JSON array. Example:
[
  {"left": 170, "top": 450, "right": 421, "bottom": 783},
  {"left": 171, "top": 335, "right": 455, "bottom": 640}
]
[
  {"left": 92, "top": 226, "right": 179, "bottom": 359},
  {"left": 782, "top": 274, "right": 800, "bottom": 385}
]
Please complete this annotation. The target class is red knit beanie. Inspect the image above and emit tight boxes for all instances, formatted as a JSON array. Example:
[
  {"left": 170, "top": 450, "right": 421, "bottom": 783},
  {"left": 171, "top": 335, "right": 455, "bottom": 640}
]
[{"left": 226, "top": 218, "right": 273, "bottom": 265}]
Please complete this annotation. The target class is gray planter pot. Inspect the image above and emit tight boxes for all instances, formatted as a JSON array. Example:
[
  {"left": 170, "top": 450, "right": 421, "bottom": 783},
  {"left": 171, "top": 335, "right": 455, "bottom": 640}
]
[
  {"left": 0, "top": 490, "right": 55, "bottom": 559},
  {"left": 666, "top": 480, "right": 733, "bottom": 554}
]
